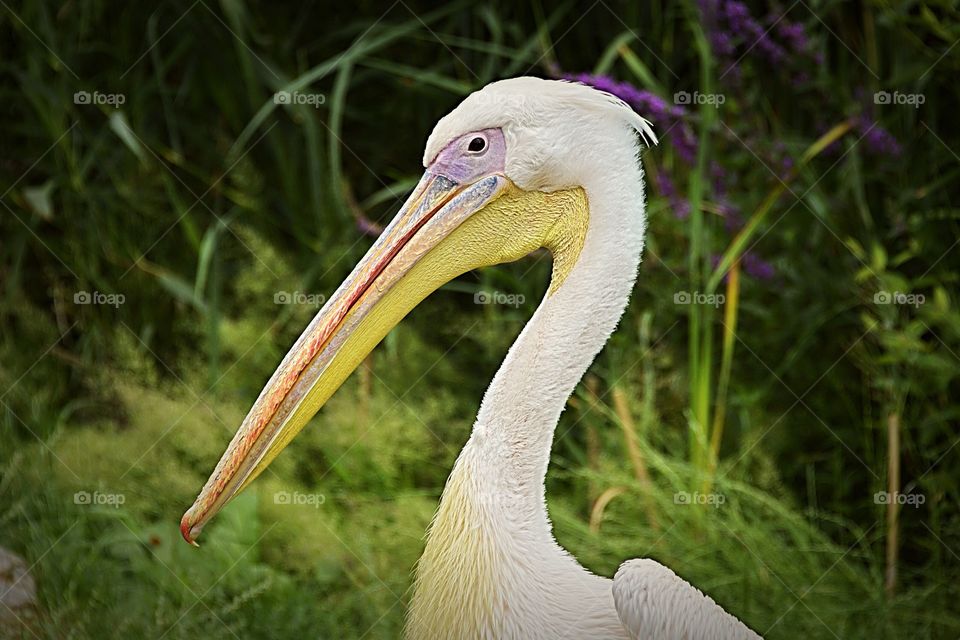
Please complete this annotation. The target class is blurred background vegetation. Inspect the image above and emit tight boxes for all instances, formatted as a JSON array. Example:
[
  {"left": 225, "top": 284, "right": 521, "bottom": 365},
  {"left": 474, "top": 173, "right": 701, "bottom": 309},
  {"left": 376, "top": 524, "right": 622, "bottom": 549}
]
[{"left": 1, "top": 0, "right": 958, "bottom": 638}]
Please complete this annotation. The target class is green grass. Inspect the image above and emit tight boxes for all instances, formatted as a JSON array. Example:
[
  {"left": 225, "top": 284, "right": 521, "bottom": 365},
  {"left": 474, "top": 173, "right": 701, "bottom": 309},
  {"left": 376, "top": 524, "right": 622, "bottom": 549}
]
[{"left": 1, "top": 1, "right": 959, "bottom": 638}]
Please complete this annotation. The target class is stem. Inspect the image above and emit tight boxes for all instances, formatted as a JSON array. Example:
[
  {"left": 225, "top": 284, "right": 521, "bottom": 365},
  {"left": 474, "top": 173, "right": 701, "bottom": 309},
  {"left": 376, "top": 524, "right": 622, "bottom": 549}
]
[
  {"left": 706, "top": 259, "right": 740, "bottom": 489},
  {"left": 612, "top": 386, "right": 659, "bottom": 531},
  {"left": 885, "top": 411, "right": 901, "bottom": 599},
  {"left": 685, "top": 1, "right": 715, "bottom": 474},
  {"left": 585, "top": 375, "right": 602, "bottom": 506}
]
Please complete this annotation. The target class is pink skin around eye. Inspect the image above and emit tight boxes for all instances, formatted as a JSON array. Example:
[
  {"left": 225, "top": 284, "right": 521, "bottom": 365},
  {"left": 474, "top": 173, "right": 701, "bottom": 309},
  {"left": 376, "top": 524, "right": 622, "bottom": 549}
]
[{"left": 427, "top": 128, "right": 506, "bottom": 184}]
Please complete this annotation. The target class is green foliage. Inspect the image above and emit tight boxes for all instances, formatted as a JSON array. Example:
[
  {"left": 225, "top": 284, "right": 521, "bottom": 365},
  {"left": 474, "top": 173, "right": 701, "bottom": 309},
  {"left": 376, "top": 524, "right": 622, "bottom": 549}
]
[{"left": 1, "top": 1, "right": 958, "bottom": 638}]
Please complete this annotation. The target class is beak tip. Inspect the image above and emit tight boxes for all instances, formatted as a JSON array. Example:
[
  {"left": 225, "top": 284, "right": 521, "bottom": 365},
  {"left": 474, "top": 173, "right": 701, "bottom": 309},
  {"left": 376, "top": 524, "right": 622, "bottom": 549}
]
[{"left": 179, "top": 511, "right": 202, "bottom": 547}]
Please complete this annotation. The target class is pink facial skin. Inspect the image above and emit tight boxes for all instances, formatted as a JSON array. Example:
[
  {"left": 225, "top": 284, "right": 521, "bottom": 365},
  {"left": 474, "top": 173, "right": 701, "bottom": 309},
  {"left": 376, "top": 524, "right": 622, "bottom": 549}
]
[{"left": 427, "top": 128, "right": 506, "bottom": 184}]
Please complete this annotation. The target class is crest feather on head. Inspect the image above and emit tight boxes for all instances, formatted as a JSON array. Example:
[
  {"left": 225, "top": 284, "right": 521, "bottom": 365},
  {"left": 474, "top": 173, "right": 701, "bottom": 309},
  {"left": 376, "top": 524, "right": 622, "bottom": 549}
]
[{"left": 424, "top": 76, "right": 657, "bottom": 168}]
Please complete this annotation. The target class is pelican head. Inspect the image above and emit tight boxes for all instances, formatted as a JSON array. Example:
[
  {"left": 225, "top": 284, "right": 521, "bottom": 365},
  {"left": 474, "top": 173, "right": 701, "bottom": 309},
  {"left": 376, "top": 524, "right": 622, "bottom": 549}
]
[{"left": 180, "top": 77, "right": 654, "bottom": 544}]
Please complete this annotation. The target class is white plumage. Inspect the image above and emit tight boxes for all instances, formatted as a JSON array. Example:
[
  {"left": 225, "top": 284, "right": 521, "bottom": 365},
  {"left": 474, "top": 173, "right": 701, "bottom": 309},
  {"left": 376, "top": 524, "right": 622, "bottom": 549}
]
[{"left": 614, "top": 560, "right": 762, "bottom": 639}]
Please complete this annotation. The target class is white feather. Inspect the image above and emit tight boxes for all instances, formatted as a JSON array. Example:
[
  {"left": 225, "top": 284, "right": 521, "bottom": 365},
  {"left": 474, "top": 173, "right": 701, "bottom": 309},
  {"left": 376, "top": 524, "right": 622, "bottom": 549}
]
[{"left": 613, "top": 559, "right": 763, "bottom": 640}]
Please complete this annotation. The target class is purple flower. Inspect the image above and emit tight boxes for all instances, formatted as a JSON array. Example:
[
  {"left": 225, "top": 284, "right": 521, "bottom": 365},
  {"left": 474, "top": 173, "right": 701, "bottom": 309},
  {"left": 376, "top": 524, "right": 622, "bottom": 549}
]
[
  {"left": 856, "top": 115, "right": 902, "bottom": 157},
  {"left": 821, "top": 114, "right": 902, "bottom": 158},
  {"left": 742, "top": 252, "right": 776, "bottom": 280},
  {"left": 710, "top": 31, "right": 736, "bottom": 58},
  {"left": 699, "top": 0, "right": 814, "bottom": 75},
  {"left": 657, "top": 170, "right": 692, "bottom": 220},
  {"left": 777, "top": 21, "right": 809, "bottom": 52},
  {"left": 723, "top": 208, "right": 745, "bottom": 233},
  {"left": 770, "top": 141, "right": 795, "bottom": 178},
  {"left": 723, "top": 1, "right": 764, "bottom": 44},
  {"left": 723, "top": 1, "right": 752, "bottom": 25},
  {"left": 833, "top": 91, "right": 904, "bottom": 158},
  {"left": 757, "top": 38, "right": 788, "bottom": 64},
  {"left": 711, "top": 251, "right": 776, "bottom": 282},
  {"left": 780, "top": 153, "right": 795, "bottom": 175}
]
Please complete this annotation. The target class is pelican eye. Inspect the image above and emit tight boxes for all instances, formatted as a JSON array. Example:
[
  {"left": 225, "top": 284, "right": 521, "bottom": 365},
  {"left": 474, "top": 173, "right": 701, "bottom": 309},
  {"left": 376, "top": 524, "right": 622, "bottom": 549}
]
[{"left": 467, "top": 136, "right": 486, "bottom": 153}]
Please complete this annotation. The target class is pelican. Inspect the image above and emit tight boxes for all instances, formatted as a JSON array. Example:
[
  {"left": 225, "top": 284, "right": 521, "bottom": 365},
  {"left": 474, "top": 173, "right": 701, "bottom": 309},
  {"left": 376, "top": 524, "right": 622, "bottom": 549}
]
[{"left": 181, "top": 77, "right": 760, "bottom": 639}]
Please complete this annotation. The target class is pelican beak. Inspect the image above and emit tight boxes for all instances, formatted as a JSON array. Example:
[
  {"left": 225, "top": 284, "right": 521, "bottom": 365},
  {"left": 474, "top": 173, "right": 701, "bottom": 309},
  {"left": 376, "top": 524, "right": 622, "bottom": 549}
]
[{"left": 180, "top": 170, "right": 586, "bottom": 545}]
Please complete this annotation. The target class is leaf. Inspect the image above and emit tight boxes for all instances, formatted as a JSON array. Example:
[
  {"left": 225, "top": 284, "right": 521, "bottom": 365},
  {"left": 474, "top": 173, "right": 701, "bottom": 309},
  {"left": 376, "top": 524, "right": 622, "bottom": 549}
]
[
  {"left": 108, "top": 112, "right": 147, "bottom": 165},
  {"left": 23, "top": 180, "right": 55, "bottom": 221}
]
